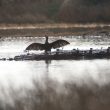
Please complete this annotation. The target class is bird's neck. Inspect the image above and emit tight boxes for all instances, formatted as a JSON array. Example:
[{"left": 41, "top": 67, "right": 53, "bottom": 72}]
[{"left": 45, "top": 36, "right": 49, "bottom": 44}]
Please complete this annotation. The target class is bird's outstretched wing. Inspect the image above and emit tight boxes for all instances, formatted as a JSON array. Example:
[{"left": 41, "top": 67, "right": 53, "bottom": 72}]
[
  {"left": 50, "top": 39, "right": 70, "bottom": 49},
  {"left": 26, "top": 43, "right": 44, "bottom": 50}
]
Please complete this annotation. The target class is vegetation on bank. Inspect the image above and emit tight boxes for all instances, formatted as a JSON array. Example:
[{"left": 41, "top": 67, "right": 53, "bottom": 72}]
[
  {"left": 0, "top": 0, "right": 110, "bottom": 23},
  {"left": 0, "top": 77, "right": 110, "bottom": 110}
]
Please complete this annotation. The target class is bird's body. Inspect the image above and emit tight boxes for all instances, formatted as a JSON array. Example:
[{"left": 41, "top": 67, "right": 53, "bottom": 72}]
[
  {"left": 44, "top": 36, "right": 51, "bottom": 53},
  {"left": 26, "top": 36, "right": 70, "bottom": 54}
]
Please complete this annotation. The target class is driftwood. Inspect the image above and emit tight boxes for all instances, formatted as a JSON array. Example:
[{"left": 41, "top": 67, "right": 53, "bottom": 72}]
[{"left": 10, "top": 47, "right": 110, "bottom": 61}]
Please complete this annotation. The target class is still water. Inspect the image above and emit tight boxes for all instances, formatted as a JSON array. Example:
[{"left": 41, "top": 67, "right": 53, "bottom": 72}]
[{"left": 0, "top": 36, "right": 110, "bottom": 89}]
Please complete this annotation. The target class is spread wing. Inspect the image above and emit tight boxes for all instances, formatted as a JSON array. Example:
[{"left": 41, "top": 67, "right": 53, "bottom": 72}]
[
  {"left": 50, "top": 39, "right": 70, "bottom": 49},
  {"left": 25, "top": 43, "right": 44, "bottom": 50}
]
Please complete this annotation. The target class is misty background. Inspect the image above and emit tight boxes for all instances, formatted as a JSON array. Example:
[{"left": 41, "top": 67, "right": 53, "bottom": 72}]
[{"left": 0, "top": 0, "right": 110, "bottom": 24}]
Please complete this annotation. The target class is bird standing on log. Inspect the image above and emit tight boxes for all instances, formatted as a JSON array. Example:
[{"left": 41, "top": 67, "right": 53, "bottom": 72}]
[{"left": 25, "top": 35, "right": 70, "bottom": 54}]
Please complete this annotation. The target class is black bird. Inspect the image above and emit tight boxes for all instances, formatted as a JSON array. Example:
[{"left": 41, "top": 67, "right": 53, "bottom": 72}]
[{"left": 25, "top": 36, "right": 70, "bottom": 53}]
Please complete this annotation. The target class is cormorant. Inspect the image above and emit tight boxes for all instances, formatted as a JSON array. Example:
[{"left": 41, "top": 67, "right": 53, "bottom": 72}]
[{"left": 25, "top": 36, "right": 70, "bottom": 53}]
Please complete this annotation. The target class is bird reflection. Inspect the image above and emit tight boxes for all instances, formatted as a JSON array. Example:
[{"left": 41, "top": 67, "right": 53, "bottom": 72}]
[
  {"left": 45, "top": 60, "right": 51, "bottom": 65},
  {"left": 44, "top": 60, "right": 51, "bottom": 79}
]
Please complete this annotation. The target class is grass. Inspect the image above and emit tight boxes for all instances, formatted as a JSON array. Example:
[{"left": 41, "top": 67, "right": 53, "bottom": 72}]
[{"left": 0, "top": 77, "right": 110, "bottom": 110}]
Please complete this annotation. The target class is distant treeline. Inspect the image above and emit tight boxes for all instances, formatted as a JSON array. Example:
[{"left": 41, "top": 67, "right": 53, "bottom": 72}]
[
  {"left": 59, "top": 0, "right": 110, "bottom": 23},
  {"left": 0, "top": 0, "right": 110, "bottom": 23}
]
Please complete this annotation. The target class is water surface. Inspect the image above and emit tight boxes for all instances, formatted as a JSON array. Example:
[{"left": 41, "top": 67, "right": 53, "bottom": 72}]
[{"left": 0, "top": 36, "right": 110, "bottom": 88}]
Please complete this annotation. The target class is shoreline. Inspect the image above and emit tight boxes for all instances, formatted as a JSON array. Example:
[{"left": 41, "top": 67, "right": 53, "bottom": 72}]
[
  {"left": 0, "top": 23, "right": 109, "bottom": 37},
  {"left": 0, "top": 23, "right": 110, "bottom": 29}
]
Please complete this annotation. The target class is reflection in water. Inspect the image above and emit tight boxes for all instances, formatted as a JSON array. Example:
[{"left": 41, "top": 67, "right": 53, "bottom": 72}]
[
  {"left": 0, "top": 59, "right": 110, "bottom": 88},
  {"left": 0, "top": 59, "right": 110, "bottom": 110}
]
